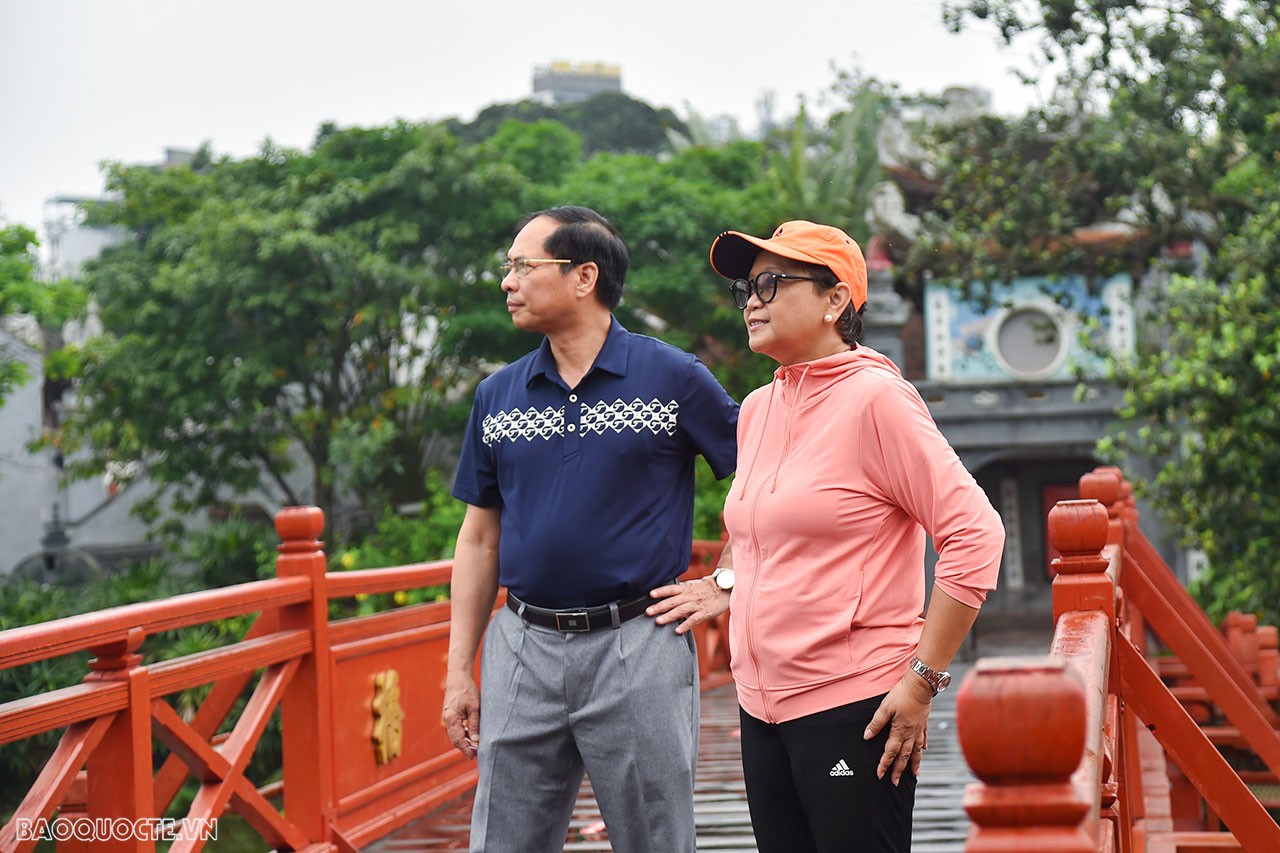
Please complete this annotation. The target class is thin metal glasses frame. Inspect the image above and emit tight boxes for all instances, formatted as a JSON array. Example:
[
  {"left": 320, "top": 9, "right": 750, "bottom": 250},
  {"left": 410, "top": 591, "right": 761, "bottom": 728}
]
[{"left": 499, "top": 258, "right": 576, "bottom": 279}]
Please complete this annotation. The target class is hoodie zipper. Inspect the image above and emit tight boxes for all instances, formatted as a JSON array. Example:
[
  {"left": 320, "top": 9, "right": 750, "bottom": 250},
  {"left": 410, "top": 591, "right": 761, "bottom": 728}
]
[
  {"left": 741, "top": 366, "right": 801, "bottom": 724},
  {"left": 742, "top": 468, "right": 774, "bottom": 723}
]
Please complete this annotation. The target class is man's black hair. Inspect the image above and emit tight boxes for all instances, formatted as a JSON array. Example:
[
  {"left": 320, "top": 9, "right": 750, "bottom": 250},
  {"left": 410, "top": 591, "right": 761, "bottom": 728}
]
[{"left": 518, "top": 206, "right": 629, "bottom": 310}]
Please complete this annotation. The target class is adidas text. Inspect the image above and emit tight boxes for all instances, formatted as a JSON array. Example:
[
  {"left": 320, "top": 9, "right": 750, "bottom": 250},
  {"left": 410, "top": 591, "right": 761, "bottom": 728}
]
[{"left": 829, "top": 759, "right": 856, "bottom": 777}]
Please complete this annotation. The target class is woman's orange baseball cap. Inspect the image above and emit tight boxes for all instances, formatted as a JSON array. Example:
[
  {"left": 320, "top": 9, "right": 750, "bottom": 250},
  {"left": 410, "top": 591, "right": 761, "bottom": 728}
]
[{"left": 709, "top": 220, "right": 868, "bottom": 310}]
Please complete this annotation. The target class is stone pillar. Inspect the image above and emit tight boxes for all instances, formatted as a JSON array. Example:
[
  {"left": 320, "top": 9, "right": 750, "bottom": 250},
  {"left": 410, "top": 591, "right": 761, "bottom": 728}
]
[{"left": 862, "top": 263, "right": 910, "bottom": 371}]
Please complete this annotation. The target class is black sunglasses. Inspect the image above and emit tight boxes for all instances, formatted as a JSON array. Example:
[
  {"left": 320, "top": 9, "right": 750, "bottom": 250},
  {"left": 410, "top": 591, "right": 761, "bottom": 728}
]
[{"left": 728, "top": 272, "right": 815, "bottom": 309}]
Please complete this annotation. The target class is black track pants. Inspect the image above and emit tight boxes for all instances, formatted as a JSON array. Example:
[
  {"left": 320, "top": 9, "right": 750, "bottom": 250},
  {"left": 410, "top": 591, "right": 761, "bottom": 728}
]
[{"left": 739, "top": 694, "right": 916, "bottom": 853}]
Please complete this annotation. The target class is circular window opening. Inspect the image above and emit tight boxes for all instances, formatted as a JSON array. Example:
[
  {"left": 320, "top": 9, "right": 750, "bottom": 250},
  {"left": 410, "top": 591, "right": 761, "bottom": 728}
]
[{"left": 995, "top": 307, "right": 1065, "bottom": 377}]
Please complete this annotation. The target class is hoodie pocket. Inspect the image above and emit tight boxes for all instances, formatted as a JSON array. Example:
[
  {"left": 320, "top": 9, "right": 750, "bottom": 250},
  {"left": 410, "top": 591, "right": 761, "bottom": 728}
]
[{"left": 750, "top": 564, "right": 866, "bottom": 689}]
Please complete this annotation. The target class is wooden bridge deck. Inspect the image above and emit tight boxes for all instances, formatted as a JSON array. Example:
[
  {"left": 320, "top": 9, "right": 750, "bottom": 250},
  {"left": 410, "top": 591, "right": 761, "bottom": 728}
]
[{"left": 367, "top": 618, "right": 1053, "bottom": 853}]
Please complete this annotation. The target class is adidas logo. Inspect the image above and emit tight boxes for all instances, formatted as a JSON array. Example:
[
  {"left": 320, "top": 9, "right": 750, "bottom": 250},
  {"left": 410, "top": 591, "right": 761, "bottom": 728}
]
[{"left": 829, "top": 759, "right": 855, "bottom": 777}]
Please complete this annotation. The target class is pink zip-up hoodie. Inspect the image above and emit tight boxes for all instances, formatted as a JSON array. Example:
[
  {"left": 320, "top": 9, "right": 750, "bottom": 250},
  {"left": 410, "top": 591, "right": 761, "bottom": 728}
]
[{"left": 723, "top": 346, "right": 1004, "bottom": 723}]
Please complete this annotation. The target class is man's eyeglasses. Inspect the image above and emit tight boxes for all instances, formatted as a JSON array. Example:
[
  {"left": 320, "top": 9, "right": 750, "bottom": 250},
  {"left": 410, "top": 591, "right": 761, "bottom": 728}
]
[
  {"left": 729, "top": 272, "right": 815, "bottom": 309},
  {"left": 499, "top": 258, "right": 575, "bottom": 279}
]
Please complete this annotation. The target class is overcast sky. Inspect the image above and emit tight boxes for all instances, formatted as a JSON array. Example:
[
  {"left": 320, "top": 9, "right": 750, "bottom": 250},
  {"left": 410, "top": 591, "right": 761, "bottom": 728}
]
[{"left": 0, "top": 0, "right": 1049, "bottom": 242}]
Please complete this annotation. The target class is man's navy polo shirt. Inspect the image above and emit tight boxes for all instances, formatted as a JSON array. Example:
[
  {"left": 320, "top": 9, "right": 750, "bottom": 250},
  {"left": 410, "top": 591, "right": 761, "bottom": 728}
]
[{"left": 452, "top": 318, "right": 738, "bottom": 608}]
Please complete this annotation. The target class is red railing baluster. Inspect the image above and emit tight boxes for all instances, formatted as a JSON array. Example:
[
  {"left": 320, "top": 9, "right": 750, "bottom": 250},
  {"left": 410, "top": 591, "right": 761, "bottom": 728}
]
[
  {"left": 959, "top": 658, "right": 1094, "bottom": 851},
  {"left": 961, "top": 466, "right": 1280, "bottom": 851},
  {"left": 274, "top": 506, "right": 337, "bottom": 843},
  {"left": 84, "top": 627, "right": 155, "bottom": 852}
]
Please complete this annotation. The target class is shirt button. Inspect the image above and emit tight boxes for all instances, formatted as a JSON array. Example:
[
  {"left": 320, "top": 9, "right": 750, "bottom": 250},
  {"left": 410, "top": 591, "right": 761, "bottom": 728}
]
[
  {"left": 569, "top": 394, "right": 578, "bottom": 403},
  {"left": 567, "top": 424, "right": 576, "bottom": 432}
]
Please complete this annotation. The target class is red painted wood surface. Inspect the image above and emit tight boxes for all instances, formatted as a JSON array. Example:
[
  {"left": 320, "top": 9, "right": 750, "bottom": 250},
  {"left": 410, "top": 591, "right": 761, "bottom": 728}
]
[
  {"left": 13, "top": 466, "right": 1277, "bottom": 852},
  {"left": 960, "top": 466, "right": 1280, "bottom": 853},
  {"left": 0, "top": 510, "right": 730, "bottom": 851}
]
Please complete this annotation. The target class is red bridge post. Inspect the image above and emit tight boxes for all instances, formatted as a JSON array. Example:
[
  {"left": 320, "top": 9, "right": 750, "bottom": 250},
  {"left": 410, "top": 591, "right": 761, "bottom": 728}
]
[
  {"left": 958, "top": 658, "right": 1093, "bottom": 852},
  {"left": 275, "top": 506, "right": 337, "bottom": 843},
  {"left": 83, "top": 626, "right": 154, "bottom": 852}
]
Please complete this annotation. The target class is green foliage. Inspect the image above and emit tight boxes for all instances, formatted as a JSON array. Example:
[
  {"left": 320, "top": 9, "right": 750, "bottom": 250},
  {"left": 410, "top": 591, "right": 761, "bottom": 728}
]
[
  {"left": 693, "top": 459, "right": 733, "bottom": 542},
  {"left": 1100, "top": 195, "right": 1280, "bottom": 624},
  {"left": 182, "top": 515, "right": 278, "bottom": 588},
  {"left": 329, "top": 415, "right": 403, "bottom": 523},
  {"left": 0, "top": 224, "right": 39, "bottom": 314},
  {"left": 44, "top": 75, "right": 897, "bottom": 545},
  {"left": 766, "top": 84, "right": 885, "bottom": 241},
  {"left": 558, "top": 91, "right": 687, "bottom": 156},
  {"left": 449, "top": 92, "right": 688, "bottom": 157},
  {"left": 329, "top": 470, "right": 463, "bottom": 615},
  {"left": 0, "top": 225, "right": 89, "bottom": 407},
  {"left": 904, "top": 94, "right": 1224, "bottom": 293},
  {"left": 0, "top": 554, "right": 257, "bottom": 818},
  {"left": 944, "top": 0, "right": 1280, "bottom": 622},
  {"left": 53, "top": 123, "right": 531, "bottom": 539},
  {"left": 484, "top": 119, "right": 582, "bottom": 186},
  {"left": 333, "top": 470, "right": 466, "bottom": 569}
]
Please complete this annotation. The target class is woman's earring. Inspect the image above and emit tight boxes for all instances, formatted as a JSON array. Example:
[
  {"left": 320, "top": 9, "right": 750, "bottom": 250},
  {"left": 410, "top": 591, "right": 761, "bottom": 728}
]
[{"left": 823, "top": 314, "right": 833, "bottom": 323}]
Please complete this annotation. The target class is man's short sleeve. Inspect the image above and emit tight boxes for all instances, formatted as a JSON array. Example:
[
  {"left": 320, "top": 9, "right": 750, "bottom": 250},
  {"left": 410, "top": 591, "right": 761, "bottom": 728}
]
[
  {"left": 681, "top": 357, "right": 739, "bottom": 480},
  {"left": 451, "top": 381, "right": 501, "bottom": 507}
]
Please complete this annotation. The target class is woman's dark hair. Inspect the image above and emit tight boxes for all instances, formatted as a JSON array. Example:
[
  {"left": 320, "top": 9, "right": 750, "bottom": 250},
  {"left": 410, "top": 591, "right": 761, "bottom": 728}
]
[
  {"left": 800, "top": 262, "right": 865, "bottom": 346},
  {"left": 517, "top": 206, "right": 629, "bottom": 310}
]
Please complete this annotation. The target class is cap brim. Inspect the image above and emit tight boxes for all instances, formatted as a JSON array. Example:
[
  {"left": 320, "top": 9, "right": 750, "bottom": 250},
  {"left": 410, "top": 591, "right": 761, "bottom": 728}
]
[{"left": 709, "top": 231, "right": 829, "bottom": 280}]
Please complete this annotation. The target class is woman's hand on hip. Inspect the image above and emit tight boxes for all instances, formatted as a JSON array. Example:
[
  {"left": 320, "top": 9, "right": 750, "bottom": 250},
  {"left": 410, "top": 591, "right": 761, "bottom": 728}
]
[
  {"left": 646, "top": 578, "right": 730, "bottom": 634},
  {"left": 864, "top": 673, "right": 935, "bottom": 785}
]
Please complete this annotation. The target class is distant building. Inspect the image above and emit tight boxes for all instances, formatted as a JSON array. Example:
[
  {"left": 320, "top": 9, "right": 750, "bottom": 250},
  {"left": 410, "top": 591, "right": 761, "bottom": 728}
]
[
  {"left": 42, "top": 196, "right": 126, "bottom": 281},
  {"left": 862, "top": 96, "right": 1189, "bottom": 621},
  {"left": 532, "top": 60, "right": 622, "bottom": 105},
  {"left": 41, "top": 149, "right": 193, "bottom": 279},
  {"left": 1, "top": 147, "right": 240, "bottom": 581}
]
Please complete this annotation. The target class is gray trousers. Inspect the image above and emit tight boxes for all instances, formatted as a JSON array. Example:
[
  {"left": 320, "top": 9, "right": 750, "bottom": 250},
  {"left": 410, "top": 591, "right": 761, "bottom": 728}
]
[{"left": 469, "top": 605, "right": 699, "bottom": 853}]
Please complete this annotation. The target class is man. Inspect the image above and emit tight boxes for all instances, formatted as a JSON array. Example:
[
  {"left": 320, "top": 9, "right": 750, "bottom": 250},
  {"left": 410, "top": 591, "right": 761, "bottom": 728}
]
[{"left": 442, "top": 206, "right": 739, "bottom": 853}]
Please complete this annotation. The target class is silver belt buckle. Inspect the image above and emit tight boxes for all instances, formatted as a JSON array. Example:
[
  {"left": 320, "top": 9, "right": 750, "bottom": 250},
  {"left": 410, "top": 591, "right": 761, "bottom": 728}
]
[{"left": 555, "top": 610, "right": 591, "bottom": 632}]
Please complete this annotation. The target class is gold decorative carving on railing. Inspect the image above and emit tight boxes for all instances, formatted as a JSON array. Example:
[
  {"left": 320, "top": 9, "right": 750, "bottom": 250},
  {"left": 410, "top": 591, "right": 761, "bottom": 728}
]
[{"left": 372, "top": 669, "right": 404, "bottom": 764}]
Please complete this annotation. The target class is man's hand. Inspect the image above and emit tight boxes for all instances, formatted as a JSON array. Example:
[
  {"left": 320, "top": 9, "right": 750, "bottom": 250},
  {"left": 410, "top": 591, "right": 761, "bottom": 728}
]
[
  {"left": 863, "top": 673, "right": 934, "bottom": 785},
  {"left": 442, "top": 672, "right": 481, "bottom": 759},
  {"left": 646, "top": 577, "right": 730, "bottom": 634}
]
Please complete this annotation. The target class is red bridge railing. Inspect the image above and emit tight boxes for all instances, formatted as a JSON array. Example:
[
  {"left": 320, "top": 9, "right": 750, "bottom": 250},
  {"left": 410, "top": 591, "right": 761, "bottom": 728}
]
[
  {"left": 958, "top": 466, "right": 1280, "bottom": 852},
  {"left": 0, "top": 508, "right": 730, "bottom": 852}
]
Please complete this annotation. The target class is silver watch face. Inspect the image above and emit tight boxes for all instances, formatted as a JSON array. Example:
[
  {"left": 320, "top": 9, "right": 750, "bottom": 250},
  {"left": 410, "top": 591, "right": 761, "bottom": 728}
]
[
  {"left": 714, "top": 568, "right": 735, "bottom": 590},
  {"left": 911, "top": 658, "right": 951, "bottom": 694}
]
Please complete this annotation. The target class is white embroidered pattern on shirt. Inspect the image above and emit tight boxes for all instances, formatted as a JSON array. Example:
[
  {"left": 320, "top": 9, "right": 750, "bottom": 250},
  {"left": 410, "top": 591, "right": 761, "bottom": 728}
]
[
  {"left": 581, "top": 399, "right": 679, "bottom": 435},
  {"left": 481, "top": 399, "right": 679, "bottom": 445},
  {"left": 482, "top": 406, "right": 565, "bottom": 445}
]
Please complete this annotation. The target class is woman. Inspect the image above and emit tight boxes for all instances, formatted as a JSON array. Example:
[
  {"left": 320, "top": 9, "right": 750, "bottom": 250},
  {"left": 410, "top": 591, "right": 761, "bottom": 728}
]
[{"left": 648, "top": 220, "right": 1004, "bottom": 852}]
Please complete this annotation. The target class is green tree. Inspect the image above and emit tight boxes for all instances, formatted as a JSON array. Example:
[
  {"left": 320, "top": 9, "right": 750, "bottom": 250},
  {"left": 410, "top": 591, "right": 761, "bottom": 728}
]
[
  {"left": 766, "top": 82, "right": 886, "bottom": 242},
  {"left": 0, "top": 224, "right": 41, "bottom": 403},
  {"left": 56, "top": 123, "right": 530, "bottom": 538},
  {"left": 0, "top": 224, "right": 89, "bottom": 410},
  {"left": 448, "top": 92, "right": 688, "bottom": 157},
  {"left": 942, "top": 0, "right": 1280, "bottom": 617},
  {"left": 558, "top": 92, "right": 688, "bottom": 156}
]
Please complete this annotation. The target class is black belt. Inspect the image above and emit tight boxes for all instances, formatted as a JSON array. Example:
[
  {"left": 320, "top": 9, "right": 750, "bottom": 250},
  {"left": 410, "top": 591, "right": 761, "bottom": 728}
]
[{"left": 506, "top": 591, "right": 653, "bottom": 632}]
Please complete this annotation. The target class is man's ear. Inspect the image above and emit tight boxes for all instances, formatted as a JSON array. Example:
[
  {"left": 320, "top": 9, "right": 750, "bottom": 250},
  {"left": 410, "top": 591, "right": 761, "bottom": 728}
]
[{"left": 573, "top": 261, "right": 600, "bottom": 298}]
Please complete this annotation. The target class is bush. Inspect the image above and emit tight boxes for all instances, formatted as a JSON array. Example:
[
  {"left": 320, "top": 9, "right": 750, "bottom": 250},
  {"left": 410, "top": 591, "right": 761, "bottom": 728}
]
[
  {"left": 0, "top": 541, "right": 275, "bottom": 821},
  {"left": 183, "top": 514, "right": 277, "bottom": 588}
]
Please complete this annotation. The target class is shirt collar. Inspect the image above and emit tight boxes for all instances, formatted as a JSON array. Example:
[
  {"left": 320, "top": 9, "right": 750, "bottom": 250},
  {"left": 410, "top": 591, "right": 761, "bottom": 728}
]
[{"left": 525, "top": 316, "right": 631, "bottom": 387}]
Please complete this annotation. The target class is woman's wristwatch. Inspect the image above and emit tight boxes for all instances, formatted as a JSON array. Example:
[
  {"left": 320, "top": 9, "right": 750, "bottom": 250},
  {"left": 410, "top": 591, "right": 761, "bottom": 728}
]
[
  {"left": 909, "top": 656, "right": 952, "bottom": 696},
  {"left": 708, "top": 567, "right": 735, "bottom": 591}
]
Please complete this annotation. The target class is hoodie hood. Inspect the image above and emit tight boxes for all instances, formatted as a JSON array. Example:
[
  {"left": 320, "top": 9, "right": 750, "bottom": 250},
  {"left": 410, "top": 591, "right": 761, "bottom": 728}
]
[
  {"left": 737, "top": 345, "right": 905, "bottom": 497},
  {"left": 771, "top": 346, "right": 903, "bottom": 409}
]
